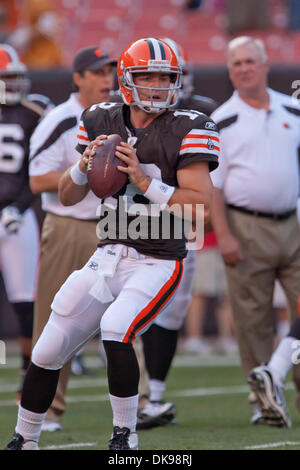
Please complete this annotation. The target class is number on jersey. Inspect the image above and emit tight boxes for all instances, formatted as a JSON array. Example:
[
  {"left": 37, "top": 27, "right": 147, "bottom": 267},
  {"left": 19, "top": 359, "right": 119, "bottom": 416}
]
[{"left": 0, "top": 124, "right": 25, "bottom": 173}]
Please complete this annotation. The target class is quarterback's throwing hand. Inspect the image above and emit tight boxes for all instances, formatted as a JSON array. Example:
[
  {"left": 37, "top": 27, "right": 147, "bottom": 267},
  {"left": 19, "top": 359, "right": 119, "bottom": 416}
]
[{"left": 116, "top": 142, "right": 150, "bottom": 191}]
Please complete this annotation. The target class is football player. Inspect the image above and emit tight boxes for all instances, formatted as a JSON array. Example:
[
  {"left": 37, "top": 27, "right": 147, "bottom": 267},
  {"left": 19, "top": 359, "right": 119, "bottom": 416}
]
[
  {"left": 0, "top": 43, "right": 51, "bottom": 399},
  {"left": 5, "top": 37, "right": 219, "bottom": 450},
  {"left": 136, "top": 38, "right": 218, "bottom": 430},
  {"left": 248, "top": 312, "right": 300, "bottom": 428}
]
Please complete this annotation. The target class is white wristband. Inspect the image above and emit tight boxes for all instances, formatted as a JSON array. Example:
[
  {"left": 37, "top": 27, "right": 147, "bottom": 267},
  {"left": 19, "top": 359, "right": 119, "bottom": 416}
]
[
  {"left": 144, "top": 178, "right": 175, "bottom": 207},
  {"left": 70, "top": 160, "right": 88, "bottom": 185}
]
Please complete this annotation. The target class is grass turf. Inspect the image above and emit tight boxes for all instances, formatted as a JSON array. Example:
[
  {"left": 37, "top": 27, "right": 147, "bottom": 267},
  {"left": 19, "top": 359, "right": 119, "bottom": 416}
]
[{"left": 0, "top": 351, "right": 299, "bottom": 451}]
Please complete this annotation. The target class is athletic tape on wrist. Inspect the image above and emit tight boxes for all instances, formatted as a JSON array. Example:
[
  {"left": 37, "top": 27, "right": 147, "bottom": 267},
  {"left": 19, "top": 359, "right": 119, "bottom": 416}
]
[
  {"left": 144, "top": 178, "right": 175, "bottom": 206},
  {"left": 70, "top": 160, "right": 88, "bottom": 185}
]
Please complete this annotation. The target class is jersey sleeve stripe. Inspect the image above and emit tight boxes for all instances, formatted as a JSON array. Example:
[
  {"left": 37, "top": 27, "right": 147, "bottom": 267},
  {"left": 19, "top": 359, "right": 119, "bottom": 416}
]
[
  {"left": 179, "top": 143, "right": 220, "bottom": 154},
  {"left": 184, "top": 134, "right": 219, "bottom": 142},
  {"left": 77, "top": 134, "right": 90, "bottom": 142},
  {"left": 182, "top": 138, "right": 219, "bottom": 146}
]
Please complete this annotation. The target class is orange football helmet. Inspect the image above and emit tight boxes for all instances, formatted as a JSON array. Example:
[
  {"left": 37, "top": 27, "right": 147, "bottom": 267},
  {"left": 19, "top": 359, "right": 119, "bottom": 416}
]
[
  {"left": 117, "top": 37, "right": 182, "bottom": 113},
  {"left": 0, "top": 44, "right": 30, "bottom": 105},
  {"left": 162, "top": 38, "right": 194, "bottom": 101}
]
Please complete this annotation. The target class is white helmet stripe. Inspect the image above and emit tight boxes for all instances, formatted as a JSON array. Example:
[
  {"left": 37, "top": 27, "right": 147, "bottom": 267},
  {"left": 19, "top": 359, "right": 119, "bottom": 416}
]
[{"left": 147, "top": 38, "right": 166, "bottom": 60}]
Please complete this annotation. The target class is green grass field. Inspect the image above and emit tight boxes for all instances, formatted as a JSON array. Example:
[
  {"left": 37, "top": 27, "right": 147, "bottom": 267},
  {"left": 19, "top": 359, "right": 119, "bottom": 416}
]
[{"left": 1, "top": 349, "right": 300, "bottom": 451}]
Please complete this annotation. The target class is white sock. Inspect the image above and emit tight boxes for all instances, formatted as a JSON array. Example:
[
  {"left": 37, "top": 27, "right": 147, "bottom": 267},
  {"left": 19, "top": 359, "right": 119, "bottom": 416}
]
[
  {"left": 109, "top": 394, "right": 138, "bottom": 433},
  {"left": 269, "top": 336, "right": 296, "bottom": 386},
  {"left": 149, "top": 379, "right": 166, "bottom": 402},
  {"left": 15, "top": 406, "right": 46, "bottom": 442},
  {"left": 277, "top": 321, "right": 290, "bottom": 340}
]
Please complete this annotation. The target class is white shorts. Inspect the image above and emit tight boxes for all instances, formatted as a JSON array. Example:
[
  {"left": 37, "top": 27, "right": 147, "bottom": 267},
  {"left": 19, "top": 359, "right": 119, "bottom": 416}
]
[
  {"left": 155, "top": 250, "right": 195, "bottom": 330},
  {"left": 32, "top": 244, "right": 183, "bottom": 370},
  {"left": 0, "top": 208, "right": 39, "bottom": 302}
]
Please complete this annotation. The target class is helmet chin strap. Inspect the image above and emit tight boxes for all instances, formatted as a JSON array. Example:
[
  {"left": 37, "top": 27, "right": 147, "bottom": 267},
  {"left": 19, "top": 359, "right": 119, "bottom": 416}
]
[{"left": 136, "top": 102, "right": 165, "bottom": 114}]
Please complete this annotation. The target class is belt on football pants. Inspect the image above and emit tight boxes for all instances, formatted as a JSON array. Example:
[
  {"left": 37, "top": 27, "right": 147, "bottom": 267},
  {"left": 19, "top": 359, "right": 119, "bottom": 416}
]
[
  {"left": 227, "top": 204, "right": 296, "bottom": 221},
  {"left": 121, "top": 246, "right": 147, "bottom": 260},
  {"left": 88, "top": 245, "right": 147, "bottom": 303}
]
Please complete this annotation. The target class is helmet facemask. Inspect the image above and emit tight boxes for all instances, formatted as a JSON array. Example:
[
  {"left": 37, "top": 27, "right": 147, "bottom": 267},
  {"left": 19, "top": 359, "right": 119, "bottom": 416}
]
[
  {"left": 121, "top": 63, "right": 182, "bottom": 114},
  {"left": 0, "top": 44, "right": 30, "bottom": 105},
  {"left": 0, "top": 71, "right": 31, "bottom": 105}
]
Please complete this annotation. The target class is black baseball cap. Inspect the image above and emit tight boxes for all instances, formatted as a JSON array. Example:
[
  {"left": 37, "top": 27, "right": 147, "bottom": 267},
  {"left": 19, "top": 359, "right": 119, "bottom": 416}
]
[{"left": 73, "top": 46, "right": 117, "bottom": 73}]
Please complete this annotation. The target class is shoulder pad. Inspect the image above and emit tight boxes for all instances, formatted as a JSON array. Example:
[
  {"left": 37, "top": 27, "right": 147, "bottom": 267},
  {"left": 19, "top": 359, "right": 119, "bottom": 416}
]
[
  {"left": 170, "top": 109, "right": 218, "bottom": 135},
  {"left": 82, "top": 101, "right": 121, "bottom": 129},
  {"left": 21, "top": 94, "right": 53, "bottom": 117},
  {"left": 86, "top": 101, "right": 120, "bottom": 114}
]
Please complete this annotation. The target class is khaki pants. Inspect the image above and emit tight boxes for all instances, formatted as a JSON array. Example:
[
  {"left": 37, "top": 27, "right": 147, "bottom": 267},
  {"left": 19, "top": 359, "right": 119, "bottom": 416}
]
[
  {"left": 225, "top": 209, "right": 300, "bottom": 389},
  {"left": 32, "top": 213, "right": 98, "bottom": 422}
]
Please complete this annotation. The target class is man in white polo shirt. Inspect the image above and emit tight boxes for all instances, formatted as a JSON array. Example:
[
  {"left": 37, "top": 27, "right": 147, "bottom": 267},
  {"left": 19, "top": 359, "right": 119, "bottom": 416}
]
[
  {"left": 211, "top": 36, "right": 300, "bottom": 426},
  {"left": 29, "top": 46, "right": 116, "bottom": 430}
]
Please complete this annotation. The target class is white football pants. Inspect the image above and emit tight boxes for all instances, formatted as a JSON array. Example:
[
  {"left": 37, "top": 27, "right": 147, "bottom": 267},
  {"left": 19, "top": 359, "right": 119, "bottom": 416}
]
[
  {"left": 0, "top": 208, "right": 39, "bottom": 302},
  {"left": 154, "top": 249, "right": 195, "bottom": 330},
  {"left": 32, "top": 244, "right": 183, "bottom": 370}
]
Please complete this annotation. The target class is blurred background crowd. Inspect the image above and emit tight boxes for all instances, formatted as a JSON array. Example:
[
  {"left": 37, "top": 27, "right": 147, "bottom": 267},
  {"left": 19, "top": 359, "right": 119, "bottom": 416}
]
[
  {"left": 0, "top": 0, "right": 300, "bottom": 69},
  {"left": 0, "top": 0, "right": 299, "bottom": 358}
]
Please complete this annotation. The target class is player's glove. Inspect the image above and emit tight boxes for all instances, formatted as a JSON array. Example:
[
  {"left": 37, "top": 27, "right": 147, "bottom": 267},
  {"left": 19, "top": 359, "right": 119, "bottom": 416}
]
[{"left": 0, "top": 204, "right": 23, "bottom": 234}]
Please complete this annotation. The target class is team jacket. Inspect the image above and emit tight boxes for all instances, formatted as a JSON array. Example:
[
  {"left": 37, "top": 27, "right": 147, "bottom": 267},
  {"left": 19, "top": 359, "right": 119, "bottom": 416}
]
[{"left": 76, "top": 102, "right": 219, "bottom": 260}]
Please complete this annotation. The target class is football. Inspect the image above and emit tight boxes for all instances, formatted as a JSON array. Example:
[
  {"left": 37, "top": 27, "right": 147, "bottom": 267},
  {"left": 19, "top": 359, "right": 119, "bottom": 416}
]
[{"left": 87, "top": 134, "right": 128, "bottom": 199}]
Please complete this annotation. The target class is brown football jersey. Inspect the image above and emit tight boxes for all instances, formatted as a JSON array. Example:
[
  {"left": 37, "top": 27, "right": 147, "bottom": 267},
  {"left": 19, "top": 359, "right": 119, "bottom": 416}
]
[
  {"left": 0, "top": 94, "right": 52, "bottom": 212},
  {"left": 177, "top": 94, "right": 218, "bottom": 116},
  {"left": 76, "top": 102, "right": 219, "bottom": 260}
]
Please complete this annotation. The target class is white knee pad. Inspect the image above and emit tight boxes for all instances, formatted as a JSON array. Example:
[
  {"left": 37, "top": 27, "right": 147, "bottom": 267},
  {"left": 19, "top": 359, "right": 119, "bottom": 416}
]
[
  {"left": 51, "top": 269, "right": 95, "bottom": 317},
  {"left": 31, "top": 319, "right": 68, "bottom": 370}
]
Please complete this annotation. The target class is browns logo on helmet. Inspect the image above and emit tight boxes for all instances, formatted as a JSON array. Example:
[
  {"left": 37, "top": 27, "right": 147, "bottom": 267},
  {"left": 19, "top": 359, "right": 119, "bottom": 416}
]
[{"left": 117, "top": 37, "right": 182, "bottom": 114}]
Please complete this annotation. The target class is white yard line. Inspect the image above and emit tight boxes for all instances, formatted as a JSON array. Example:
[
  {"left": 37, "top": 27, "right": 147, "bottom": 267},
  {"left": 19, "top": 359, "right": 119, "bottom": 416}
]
[
  {"left": 244, "top": 441, "right": 300, "bottom": 450},
  {"left": 41, "top": 442, "right": 97, "bottom": 450},
  {"left": 172, "top": 384, "right": 250, "bottom": 397},
  {"left": 0, "top": 382, "right": 295, "bottom": 407},
  {"left": 66, "top": 393, "right": 108, "bottom": 403},
  {"left": 172, "top": 381, "right": 295, "bottom": 397},
  {"left": 0, "top": 354, "right": 241, "bottom": 370},
  {"left": 0, "top": 377, "right": 108, "bottom": 393}
]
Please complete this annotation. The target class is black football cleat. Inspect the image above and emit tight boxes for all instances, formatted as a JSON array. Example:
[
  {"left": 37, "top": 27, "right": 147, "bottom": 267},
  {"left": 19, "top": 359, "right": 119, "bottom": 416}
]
[
  {"left": 4, "top": 432, "right": 39, "bottom": 450},
  {"left": 136, "top": 401, "right": 176, "bottom": 430},
  {"left": 108, "top": 426, "right": 138, "bottom": 450}
]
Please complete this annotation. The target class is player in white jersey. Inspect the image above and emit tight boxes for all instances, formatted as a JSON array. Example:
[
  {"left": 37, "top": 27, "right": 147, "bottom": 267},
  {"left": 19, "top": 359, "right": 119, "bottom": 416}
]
[
  {"left": 0, "top": 44, "right": 51, "bottom": 397},
  {"left": 136, "top": 37, "right": 218, "bottom": 430}
]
